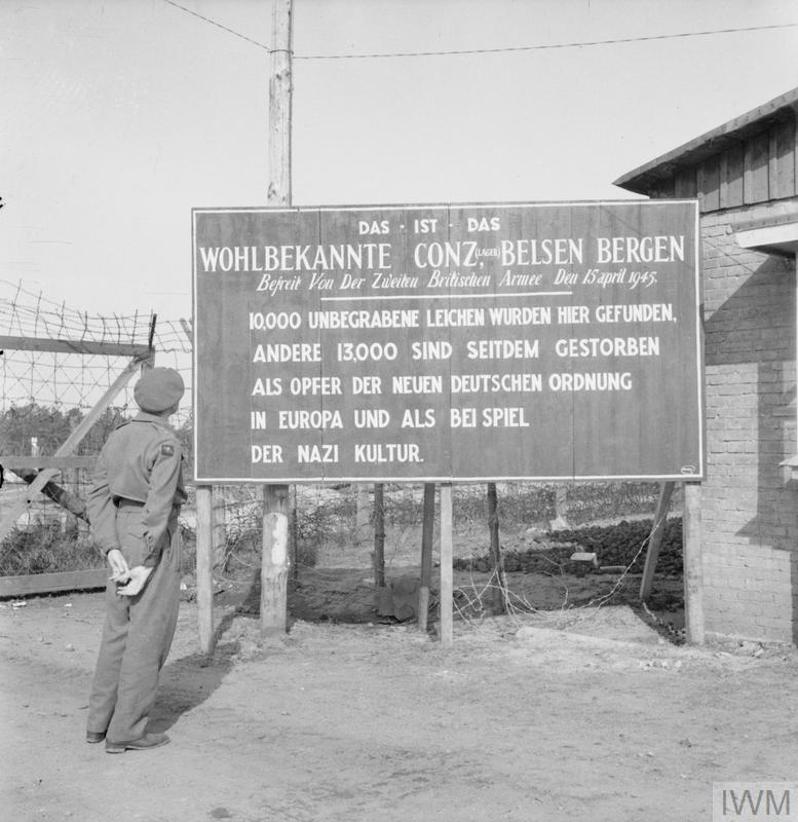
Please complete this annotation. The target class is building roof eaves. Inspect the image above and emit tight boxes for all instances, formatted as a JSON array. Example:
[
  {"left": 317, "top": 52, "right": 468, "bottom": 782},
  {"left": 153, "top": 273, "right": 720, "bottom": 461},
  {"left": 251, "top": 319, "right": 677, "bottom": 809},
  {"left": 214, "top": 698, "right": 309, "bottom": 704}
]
[{"left": 613, "top": 87, "right": 798, "bottom": 195}]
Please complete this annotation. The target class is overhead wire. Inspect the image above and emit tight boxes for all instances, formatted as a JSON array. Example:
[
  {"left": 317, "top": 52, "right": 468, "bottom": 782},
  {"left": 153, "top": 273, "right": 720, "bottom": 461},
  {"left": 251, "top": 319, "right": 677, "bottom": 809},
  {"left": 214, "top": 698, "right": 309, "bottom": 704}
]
[
  {"left": 159, "top": 2, "right": 798, "bottom": 60},
  {"left": 161, "top": 0, "right": 275, "bottom": 51},
  {"left": 298, "top": 22, "right": 798, "bottom": 60}
]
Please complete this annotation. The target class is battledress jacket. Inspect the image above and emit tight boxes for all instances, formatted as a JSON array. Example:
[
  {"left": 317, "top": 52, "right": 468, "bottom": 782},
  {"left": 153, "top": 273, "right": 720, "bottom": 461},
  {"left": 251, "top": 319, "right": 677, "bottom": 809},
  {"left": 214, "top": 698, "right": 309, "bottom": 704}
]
[{"left": 87, "top": 412, "right": 186, "bottom": 567}]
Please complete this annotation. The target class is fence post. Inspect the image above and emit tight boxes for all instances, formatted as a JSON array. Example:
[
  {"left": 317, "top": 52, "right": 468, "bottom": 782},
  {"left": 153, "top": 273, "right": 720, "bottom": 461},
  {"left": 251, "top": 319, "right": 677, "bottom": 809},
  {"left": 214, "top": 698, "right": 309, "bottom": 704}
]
[
  {"left": 639, "top": 481, "right": 675, "bottom": 600},
  {"left": 487, "top": 482, "right": 507, "bottom": 613}
]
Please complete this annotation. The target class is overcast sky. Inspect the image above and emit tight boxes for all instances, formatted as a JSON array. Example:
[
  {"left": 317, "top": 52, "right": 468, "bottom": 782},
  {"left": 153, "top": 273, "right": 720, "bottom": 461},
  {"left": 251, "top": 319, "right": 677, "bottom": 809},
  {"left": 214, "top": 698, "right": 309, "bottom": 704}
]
[{"left": 1, "top": 0, "right": 796, "bottom": 322}]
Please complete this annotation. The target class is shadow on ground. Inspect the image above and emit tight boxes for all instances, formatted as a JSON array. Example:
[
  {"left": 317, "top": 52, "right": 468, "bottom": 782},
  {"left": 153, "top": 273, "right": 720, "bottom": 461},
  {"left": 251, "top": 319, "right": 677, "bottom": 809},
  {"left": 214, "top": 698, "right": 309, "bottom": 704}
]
[{"left": 148, "top": 641, "right": 238, "bottom": 733}]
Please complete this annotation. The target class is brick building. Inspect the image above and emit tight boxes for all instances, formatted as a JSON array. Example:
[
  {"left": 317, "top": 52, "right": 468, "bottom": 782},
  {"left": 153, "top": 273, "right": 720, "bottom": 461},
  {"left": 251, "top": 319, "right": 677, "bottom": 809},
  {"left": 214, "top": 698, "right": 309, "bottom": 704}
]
[{"left": 615, "top": 87, "right": 798, "bottom": 644}]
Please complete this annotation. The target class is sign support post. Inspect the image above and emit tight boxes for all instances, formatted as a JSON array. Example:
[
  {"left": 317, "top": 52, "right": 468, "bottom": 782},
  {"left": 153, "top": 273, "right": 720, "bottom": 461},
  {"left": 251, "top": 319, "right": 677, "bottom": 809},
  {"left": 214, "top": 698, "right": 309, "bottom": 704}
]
[
  {"left": 373, "top": 483, "right": 385, "bottom": 588},
  {"left": 261, "top": 0, "right": 293, "bottom": 635},
  {"left": 683, "top": 481, "right": 705, "bottom": 644},
  {"left": 439, "top": 484, "right": 453, "bottom": 647},
  {"left": 196, "top": 486, "right": 214, "bottom": 654},
  {"left": 261, "top": 483, "right": 290, "bottom": 635},
  {"left": 418, "top": 483, "right": 436, "bottom": 631}
]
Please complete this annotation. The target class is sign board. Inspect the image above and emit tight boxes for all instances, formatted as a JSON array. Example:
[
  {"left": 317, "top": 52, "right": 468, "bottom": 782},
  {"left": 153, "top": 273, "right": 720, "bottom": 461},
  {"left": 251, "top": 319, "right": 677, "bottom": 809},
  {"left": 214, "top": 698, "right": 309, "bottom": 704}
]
[{"left": 193, "top": 201, "right": 702, "bottom": 483}]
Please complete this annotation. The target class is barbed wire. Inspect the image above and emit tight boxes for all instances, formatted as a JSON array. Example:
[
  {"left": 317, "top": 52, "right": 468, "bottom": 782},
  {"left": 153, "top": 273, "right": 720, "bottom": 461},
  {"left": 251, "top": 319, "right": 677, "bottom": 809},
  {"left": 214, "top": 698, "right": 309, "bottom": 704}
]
[
  {"left": 0, "top": 279, "right": 195, "bottom": 573},
  {"left": 0, "top": 279, "right": 192, "bottom": 424}
]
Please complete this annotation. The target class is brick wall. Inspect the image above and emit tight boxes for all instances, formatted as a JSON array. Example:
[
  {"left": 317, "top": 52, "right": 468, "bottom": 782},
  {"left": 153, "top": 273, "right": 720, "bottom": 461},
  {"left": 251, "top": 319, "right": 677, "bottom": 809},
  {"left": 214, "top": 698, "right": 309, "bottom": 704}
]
[{"left": 700, "top": 203, "right": 798, "bottom": 643}]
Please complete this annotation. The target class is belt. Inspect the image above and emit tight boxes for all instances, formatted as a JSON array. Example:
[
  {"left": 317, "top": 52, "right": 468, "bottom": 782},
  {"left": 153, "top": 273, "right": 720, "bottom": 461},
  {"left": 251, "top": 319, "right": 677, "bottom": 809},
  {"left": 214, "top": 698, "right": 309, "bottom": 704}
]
[
  {"left": 115, "top": 498, "right": 182, "bottom": 512},
  {"left": 114, "top": 498, "right": 145, "bottom": 509}
]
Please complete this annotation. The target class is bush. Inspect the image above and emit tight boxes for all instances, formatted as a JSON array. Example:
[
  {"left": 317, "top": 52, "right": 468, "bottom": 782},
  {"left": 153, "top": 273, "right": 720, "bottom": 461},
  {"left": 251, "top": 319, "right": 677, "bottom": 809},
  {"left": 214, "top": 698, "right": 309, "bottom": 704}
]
[{"left": 0, "top": 518, "right": 101, "bottom": 575}]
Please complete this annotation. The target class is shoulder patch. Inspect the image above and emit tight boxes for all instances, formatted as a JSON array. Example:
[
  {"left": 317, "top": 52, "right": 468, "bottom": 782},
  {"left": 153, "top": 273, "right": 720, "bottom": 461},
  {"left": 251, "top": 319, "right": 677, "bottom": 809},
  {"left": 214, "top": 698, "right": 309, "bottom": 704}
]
[{"left": 160, "top": 443, "right": 176, "bottom": 457}]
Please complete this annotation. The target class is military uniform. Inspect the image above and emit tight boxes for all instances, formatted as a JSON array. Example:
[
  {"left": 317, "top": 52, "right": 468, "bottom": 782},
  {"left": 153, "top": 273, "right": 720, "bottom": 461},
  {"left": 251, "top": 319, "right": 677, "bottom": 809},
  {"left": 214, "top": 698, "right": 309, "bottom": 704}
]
[{"left": 86, "top": 368, "right": 186, "bottom": 750}]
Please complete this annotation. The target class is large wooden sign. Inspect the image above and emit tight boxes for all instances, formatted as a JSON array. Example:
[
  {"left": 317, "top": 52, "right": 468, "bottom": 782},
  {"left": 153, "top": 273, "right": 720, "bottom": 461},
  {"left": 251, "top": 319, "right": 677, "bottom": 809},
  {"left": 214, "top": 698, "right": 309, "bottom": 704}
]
[{"left": 193, "top": 201, "right": 702, "bottom": 483}]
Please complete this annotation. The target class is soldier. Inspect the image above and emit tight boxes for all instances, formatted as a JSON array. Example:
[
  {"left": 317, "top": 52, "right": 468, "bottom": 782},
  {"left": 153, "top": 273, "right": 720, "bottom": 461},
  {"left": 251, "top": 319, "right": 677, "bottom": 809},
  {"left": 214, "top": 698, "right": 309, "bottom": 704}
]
[{"left": 85, "top": 366, "right": 187, "bottom": 753}]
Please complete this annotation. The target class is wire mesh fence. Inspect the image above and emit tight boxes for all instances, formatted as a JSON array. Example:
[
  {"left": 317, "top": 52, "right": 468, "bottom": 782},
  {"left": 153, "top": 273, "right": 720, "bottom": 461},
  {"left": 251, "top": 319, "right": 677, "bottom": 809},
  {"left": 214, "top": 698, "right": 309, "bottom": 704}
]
[
  {"left": 197, "top": 481, "right": 683, "bottom": 628},
  {"left": 0, "top": 279, "right": 192, "bottom": 422},
  {"left": 202, "top": 480, "right": 677, "bottom": 575},
  {"left": 0, "top": 280, "right": 192, "bottom": 577},
  {"left": 0, "top": 280, "right": 680, "bottom": 601}
]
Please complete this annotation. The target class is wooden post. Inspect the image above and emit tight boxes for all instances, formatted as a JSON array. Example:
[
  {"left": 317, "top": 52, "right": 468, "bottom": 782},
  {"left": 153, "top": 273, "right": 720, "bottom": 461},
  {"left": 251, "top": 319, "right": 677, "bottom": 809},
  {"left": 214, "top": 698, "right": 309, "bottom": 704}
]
[
  {"left": 260, "top": 0, "right": 293, "bottom": 634},
  {"left": 683, "top": 481, "right": 704, "bottom": 644},
  {"left": 261, "top": 484, "right": 289, "bottom": 636},
  {"left": 373, "top": 483, "right": 385, "bottom": 588},
  {"left": 487, "top": 482, "right": 507, "bottom": 613},
  {"left": 355, "top": 483, "right": 371, "bottom": 565},
  {"left": 418, "top": 483, "right": 435, "bottom": 630},
  {"left": 439, "top": 484, "right": 453, "bottom": 646},
  {"left": 268, "top": 0, "right": 293, "bottom": 205},
  {"left": 290, "top": 484, "right": 299, "bottom": 582},
  {"left": 212, "top": 486, "right": 227, "bottom": 569},
  {"left": 551, "top": 483, "right": 569, "bottom": 529},
  {"left": 639, "top": 481, "right": 675, "bottom": 600},
  {"left": 196, "top": 485, "right": 214, "bottom": 654},
  {"left": 13, "top": 468, "right": 88, "bottom": 521}
]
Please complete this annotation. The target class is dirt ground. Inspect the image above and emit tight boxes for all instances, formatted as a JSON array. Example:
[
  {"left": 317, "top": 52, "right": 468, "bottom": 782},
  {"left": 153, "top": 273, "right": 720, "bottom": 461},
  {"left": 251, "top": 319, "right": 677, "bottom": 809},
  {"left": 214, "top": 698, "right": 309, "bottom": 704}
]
[{"left": 3, "top": 568, "right": 798, "bottom": 822}]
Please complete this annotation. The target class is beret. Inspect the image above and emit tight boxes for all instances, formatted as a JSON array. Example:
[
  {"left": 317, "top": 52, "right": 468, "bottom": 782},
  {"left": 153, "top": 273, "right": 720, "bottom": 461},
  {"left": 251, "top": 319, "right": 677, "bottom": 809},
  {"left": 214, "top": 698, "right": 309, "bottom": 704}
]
[{"left": 134, "top": 367, "right": 185, "bottom": 414}]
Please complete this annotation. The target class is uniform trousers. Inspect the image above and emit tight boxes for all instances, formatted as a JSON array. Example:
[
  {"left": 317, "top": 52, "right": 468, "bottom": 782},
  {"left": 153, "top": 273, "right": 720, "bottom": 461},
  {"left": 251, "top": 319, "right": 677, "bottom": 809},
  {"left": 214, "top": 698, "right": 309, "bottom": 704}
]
[{"left": 87, "top": 502, "right": 181, "bottom": 743}]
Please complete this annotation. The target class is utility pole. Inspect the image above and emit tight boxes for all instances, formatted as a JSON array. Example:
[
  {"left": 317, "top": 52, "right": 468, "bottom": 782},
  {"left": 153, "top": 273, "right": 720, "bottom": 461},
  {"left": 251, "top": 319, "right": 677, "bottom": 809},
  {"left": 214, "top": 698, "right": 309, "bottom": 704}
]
[
  {"left": 260, "top": 0, "right": 293, "bottom": 636},
  {"left": 267, "top": 0, "right": 293, "bottom": 206}
]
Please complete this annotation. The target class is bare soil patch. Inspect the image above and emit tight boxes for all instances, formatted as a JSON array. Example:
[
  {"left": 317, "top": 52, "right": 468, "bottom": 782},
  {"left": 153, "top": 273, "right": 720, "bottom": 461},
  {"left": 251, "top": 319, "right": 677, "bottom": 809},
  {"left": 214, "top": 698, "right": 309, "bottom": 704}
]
[{"left": 2, "top": 577, "right": 798, "bottom": 822}]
